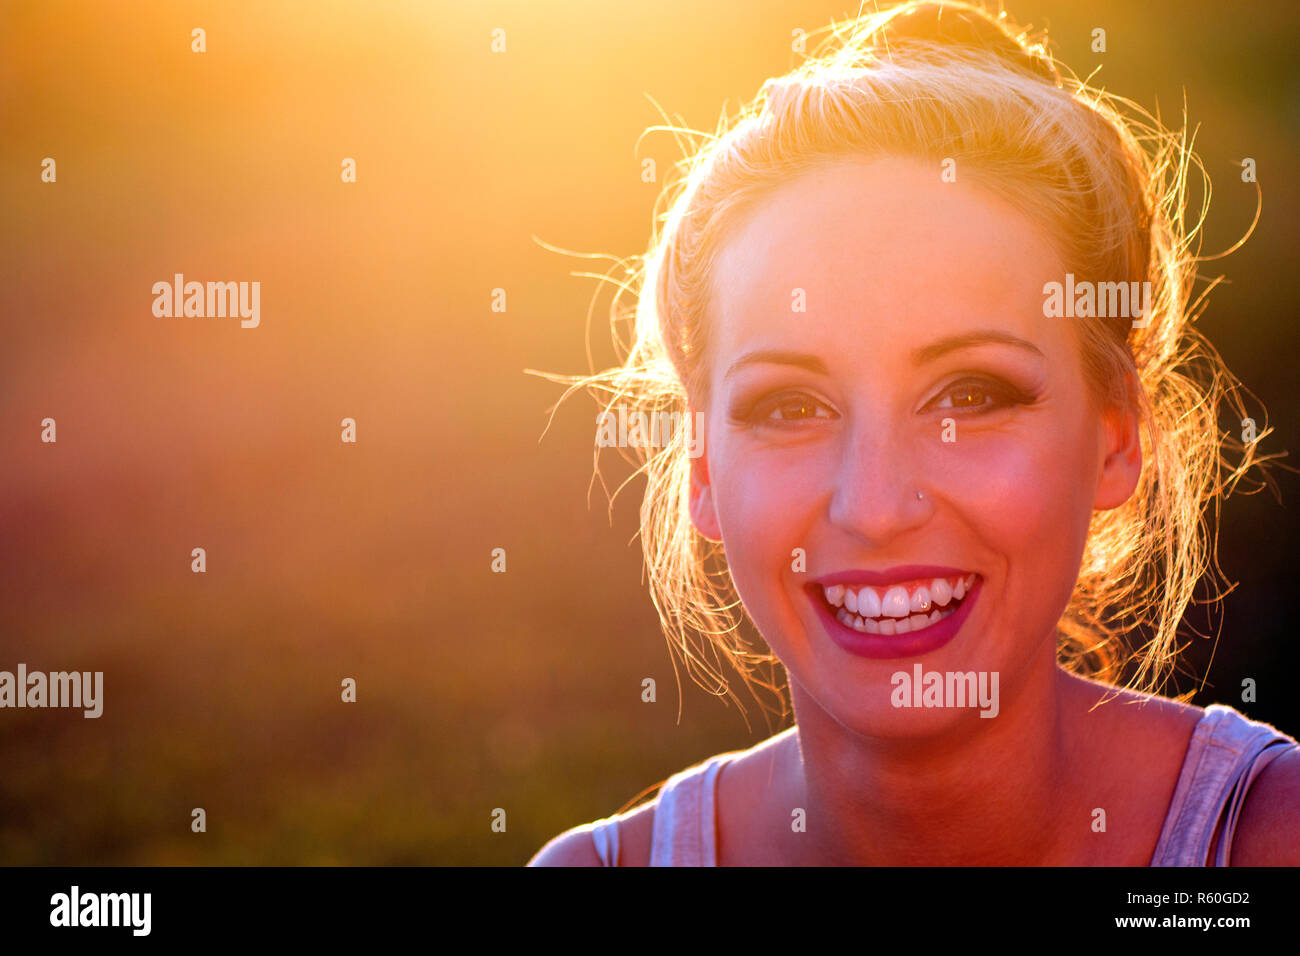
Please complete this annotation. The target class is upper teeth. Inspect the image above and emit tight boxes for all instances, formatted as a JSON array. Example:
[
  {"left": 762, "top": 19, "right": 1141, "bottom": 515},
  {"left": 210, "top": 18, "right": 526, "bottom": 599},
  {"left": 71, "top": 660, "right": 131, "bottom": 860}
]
[{"left": 822, "top": 574, "right": 975, "bottom": 618}]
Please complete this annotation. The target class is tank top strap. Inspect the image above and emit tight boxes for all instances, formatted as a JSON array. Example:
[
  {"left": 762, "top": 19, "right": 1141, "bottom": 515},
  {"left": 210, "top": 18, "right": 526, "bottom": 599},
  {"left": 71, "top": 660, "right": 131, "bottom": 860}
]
[
  {"left": 586, "top": 814, "right": 622, "bottom": 866},
  {"left": 649, "top": 752, "right": 732, "bottom": 866},
  {"left": 1150, "top": 704, "right": 1299, "bottom": 866}
]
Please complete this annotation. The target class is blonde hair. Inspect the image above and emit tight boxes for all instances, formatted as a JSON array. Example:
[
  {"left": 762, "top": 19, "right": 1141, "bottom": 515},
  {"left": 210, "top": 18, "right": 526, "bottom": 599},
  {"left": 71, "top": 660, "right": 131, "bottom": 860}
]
[{"left": 534, "top": 0, "right": 1276, "bottom": 726}]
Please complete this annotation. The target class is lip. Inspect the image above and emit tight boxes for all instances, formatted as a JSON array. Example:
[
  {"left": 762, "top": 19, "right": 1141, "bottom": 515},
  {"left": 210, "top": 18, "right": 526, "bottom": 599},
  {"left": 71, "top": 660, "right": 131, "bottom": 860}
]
[
  {"left": 806, "top": 573, "right": 983, "bottom": 659},
  {"left": 812, "top": 565, "right": 973, "bottom": 588}
]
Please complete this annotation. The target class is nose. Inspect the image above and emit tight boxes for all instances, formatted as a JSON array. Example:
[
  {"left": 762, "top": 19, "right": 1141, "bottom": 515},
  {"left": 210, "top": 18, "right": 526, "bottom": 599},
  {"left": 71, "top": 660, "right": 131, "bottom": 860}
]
[{"left": 826, "top": 416, "right": 933, "bottom": 544}]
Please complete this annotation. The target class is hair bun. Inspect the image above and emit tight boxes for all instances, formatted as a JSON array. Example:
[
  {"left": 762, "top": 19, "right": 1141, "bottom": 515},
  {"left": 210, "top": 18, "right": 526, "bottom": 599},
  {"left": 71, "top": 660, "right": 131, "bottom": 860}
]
[{"left": 872, "top": 1, "right": 1062, "bottom": 87}]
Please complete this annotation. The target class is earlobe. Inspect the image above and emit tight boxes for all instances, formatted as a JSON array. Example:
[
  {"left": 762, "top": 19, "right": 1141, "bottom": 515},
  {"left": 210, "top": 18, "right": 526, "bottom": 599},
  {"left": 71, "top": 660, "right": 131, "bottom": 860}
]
[{"left": 1093, "top": 382, "right": 1144, "bottom": 511}]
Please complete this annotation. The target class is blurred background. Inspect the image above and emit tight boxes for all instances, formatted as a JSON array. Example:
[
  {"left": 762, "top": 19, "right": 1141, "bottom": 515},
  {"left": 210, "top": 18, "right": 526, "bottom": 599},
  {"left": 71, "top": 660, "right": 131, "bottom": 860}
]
[{"left": 1, "top": 0, "right": 1297, "bottom": 864}]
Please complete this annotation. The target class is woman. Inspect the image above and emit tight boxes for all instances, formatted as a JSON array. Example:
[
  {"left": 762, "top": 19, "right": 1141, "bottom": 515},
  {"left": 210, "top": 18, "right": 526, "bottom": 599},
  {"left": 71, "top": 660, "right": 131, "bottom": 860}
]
[{"left": 528, "top": 0, "right": 1300, "bottom": 865}]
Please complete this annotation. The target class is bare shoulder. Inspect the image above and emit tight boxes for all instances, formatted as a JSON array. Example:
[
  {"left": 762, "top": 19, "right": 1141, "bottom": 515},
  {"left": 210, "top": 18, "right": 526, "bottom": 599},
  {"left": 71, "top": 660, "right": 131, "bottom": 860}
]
[
  {"left": 526, "top": 824, "right": 603, "bottom": 867},
  {"left": 527, "top": 800, "right": 658, "bottom": 867},
  {"left": 1230, "top": 740, "right": 1300, "bottom": 865},
  {"left": 1087, "top": 681, "right": 1205, "bottom": 722},
  {"left": 1065, "top": 674, "right": 1205, "bottom": 751}
]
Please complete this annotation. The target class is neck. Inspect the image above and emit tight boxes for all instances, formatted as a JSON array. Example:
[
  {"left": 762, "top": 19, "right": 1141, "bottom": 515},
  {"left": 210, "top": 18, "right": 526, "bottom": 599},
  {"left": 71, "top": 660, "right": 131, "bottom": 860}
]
[{"left": 785, "top": 653, "right": 1092, "bottom": 865}]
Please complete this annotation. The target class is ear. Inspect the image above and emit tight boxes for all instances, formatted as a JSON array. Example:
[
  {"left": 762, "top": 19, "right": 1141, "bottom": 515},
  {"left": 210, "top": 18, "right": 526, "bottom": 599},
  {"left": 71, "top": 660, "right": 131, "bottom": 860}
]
[
  {"left": 686, "top": 409, "right": 724, "bottom": 542},
  {"left": 1093, "top": 375, "right": 1143, "bottom": 511}
]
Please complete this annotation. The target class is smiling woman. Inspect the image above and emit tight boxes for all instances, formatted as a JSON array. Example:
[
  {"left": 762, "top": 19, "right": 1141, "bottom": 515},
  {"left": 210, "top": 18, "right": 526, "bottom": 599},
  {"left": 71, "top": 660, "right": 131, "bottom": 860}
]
[{"left": 527, "top": 0, "right": 1300, "bottom": 866}]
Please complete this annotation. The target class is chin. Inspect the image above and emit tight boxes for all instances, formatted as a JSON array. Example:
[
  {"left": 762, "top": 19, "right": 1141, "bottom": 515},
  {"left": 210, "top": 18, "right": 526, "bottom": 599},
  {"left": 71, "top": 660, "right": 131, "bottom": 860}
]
[{"left": 813, "top": 672, "right": 1005, "bottom": 741}]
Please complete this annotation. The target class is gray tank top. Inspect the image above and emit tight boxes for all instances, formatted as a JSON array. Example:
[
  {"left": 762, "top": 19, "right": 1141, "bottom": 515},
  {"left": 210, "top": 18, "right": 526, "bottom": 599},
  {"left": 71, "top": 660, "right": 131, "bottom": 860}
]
[{"left": 574, "top": 703, "right": 1296, "bottom": 866}]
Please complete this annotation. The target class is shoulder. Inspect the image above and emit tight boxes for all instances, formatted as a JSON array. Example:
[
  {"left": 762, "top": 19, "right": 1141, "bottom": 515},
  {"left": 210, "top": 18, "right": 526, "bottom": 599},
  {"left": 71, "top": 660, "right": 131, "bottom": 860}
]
[
  {"left": 1097, "top": 694, "right": 1300, "bottom": 865},
  {"left": 526, "top": 800, "right": 658, "bottom": 867},
  {"left": 1230, "top": 728, "right": 1300, "bottom": 865},
  {"left": 528, "top": 736, "right": 791, "bottom": 868},
  {"left": 1063, "top": 674, "right": 1205, "bottom": 753},
  {"left": 1134, "top": 697, "right": 1300, "bottom": 866},
  {"left": 526, "top": 823, "right": 603, "bottom": 867},
  {"left": 610, "top": 800, "right": 657, "bottom": 866}
]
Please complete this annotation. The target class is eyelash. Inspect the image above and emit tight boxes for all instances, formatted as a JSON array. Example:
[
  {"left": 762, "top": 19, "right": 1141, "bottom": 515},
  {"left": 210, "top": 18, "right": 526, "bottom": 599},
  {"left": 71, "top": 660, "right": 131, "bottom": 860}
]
[{"left": 735, "top": 377, "right": 1035, "bottom": 426}]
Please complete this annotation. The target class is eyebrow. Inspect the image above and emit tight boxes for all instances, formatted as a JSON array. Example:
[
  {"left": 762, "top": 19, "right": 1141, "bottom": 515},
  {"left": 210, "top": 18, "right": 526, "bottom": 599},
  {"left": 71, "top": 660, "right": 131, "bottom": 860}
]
[
  {"left": 911, "top": 330, "right": 1045, "bottom": 364},
  {"left": 724, "top": 330, "right": 1044, "bottom": 379}
]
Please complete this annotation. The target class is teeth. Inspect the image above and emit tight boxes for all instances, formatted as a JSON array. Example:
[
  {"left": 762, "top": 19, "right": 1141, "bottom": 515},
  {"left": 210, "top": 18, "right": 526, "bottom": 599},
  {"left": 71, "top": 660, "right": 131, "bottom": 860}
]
[
  {"left": 825, "top": 574, "right": 976, "bottom": 628},
  {"left": 901, "top": 611, "right": 939, "bottom": 634},
  {"left": 930, "top": 577, "right": 952, "bottom": 606},
  {"left": 881, "top": 586, "right": 910, "bottom": 618},
  {"left": 857, "top": 586, "right": 882, "bottom": 617},
  {"left": 836, "top": 604, "right": 957, "bottom": 636}
]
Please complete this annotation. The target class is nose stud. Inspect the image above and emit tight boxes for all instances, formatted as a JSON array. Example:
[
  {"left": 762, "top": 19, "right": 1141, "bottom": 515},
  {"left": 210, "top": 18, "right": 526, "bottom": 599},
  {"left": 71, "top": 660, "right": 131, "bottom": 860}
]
[{"left": 916, "top": 490, "right": 924, "bottom": 500}]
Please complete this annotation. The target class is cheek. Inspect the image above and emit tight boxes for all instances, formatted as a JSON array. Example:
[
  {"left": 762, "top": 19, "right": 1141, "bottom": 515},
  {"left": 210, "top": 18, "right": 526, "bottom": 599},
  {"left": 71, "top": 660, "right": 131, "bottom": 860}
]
[
  {"left": 706, "top": 433, "right": 820, "bottom": 620},
  {"left": 925, "top": 416, "right": 1099, "bottom": 611},
  {"left": 711, "top": 442, "right": 808, "bottom": 556},
  {"left": 928, "top": 427, "right": 1092, "bottom": 533}
]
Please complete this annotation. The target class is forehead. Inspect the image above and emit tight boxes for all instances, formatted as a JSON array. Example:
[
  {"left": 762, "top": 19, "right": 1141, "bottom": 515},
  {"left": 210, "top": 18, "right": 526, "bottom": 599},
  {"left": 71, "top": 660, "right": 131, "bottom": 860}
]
[{"left": 707, "top": 158, "right": 1067, "bottom": 367}]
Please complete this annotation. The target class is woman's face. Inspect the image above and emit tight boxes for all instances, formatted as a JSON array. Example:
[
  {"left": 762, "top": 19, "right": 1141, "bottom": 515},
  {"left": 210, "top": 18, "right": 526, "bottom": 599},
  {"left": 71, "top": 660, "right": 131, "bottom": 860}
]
[{"left": 689, "top": 157, "right": 1141, "bottom": 736}]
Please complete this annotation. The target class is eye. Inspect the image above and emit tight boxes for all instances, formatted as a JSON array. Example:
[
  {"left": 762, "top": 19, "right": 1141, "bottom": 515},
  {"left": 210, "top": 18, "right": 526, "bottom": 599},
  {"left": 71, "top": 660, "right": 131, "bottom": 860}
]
[
  {"left": 927, "top": 377, "right": 1032, "bottom": 413},
  {"left": 748, "top": 392, "right": 836, "bottom": 425}
]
